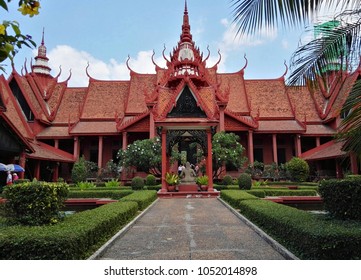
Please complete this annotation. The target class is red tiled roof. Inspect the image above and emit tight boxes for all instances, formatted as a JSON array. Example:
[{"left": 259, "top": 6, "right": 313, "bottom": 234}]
[
  {"left": 36, "top": 126, "right": 70, "bottom": 138},
  {"left": 304, "top": 124, "right": 335, "bottom": 136},
  {"left": 245, "top": 79, "right": 294, "bottom": 118},
  {"left": 70, "top": 121, "right": 118, "bottom": 135},
  {"left": 0, "top": 76, "right": 33, "bottom": 139},
  {"left": 126, "top": 74, "right": 156, "bottom": 114},
  {"left": 219, "top": 73, "right": 249, "bottom": 114},
  {"left": 301, "top": 140, "right": 346, "bottom": 161},
  {"left": 53, "top": 87, "right": 87, "bottom": 124},
  {"left": 287, "top": 86, "right": 321, "bottom": 122},
  {"left": 81, "top": 80, "right": 129, "bottom": 119},
  {"left": 257, "top": 120, "right": 305, "bottom": 133},
  {"left": 27, "top": 140, "right": 74, "bottom": 162}
]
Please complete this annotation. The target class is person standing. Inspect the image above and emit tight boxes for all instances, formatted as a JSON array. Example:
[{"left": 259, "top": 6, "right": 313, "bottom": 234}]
[
  {"left": 12, "top": 172, "right": 19, "bottom": 182},
  {"left": 6, "top": 171, "right": 12, "bottom": 185}
]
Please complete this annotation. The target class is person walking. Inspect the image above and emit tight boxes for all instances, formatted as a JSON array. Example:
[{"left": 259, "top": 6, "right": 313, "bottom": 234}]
[{"left": 6, "top": 171, "right": 12, "bottom": 185}]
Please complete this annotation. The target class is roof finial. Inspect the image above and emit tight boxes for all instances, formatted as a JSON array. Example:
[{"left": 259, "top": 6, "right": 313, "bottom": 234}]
[
  {"left": 41, "top": 27, "right": 45, "bottom": 45},
  {"left": 180, "top": 0, "right": 192, "bottom": 43}
]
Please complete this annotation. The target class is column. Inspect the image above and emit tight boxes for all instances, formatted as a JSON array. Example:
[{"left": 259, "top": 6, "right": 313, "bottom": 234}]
[
  {"left": 161, "top": 129, "right": 168, "bottom": 192},
  {"left": 149, "top": 111, "right": 155, "bottom": 139},
  {"left": 34, "top": 161, "right": 40, "bottom": 180},
  {"left": 350, "top": 153, "right": 358, "bottom": 174},
  {"left": 248, "top": 130, "right": 254, "bottom": 164},
  {"left": 295, "top": 134, "right": 302, "bottom": 157},
  {"left": 121, "top": 132, "right": 128, "bottom": 181},
  {"left": 122, "top": 132, "right": 128, "bottom": 150},
  {"left": 316, "top": 137, "right": 321, "bottom": 147},
  {"left": 73, "top": 137, "right": 79, "bottom": 160},
  {"left": 207, "top": 129, "right": 214, "bottom": 191},
  {"left": 53, "top": 163, "right": 59, "bottom": 182},
  {"left": 19, "top": 151, "right": 26, "bottom": 179},
  {"left": 335, "top": 160, "right": 343, "bottom": 179},
  {"left": 219, "top": 107, "right": 225, "bottom": 132},
  {"left": 272, "top": 134, "right": 278, "bottom": 164},
  {"left": 98, "top": 136, "right": 103, "bottom": 169},
  {"left": 54, "top": 139, "right": 59, "bottom": 149}
]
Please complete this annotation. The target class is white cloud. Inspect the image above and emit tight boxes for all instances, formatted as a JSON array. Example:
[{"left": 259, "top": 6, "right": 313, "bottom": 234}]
[{"left": 47, "top": 46, "right": 165, "bottom": 87}]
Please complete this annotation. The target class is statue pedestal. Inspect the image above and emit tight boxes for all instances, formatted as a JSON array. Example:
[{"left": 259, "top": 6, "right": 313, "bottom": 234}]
[{"left": 178, "top": 184, "right": 198, "bottom": 192}]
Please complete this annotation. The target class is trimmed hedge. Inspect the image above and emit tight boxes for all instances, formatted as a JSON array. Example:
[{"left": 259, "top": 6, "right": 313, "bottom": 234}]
[
  {"left": 68, "top": 190, "right": 133, "bottom": 199},
  {"left": 262, "top": 189, "right": 318, "bottom": 197},
  {"left": 0, "top": 201, "right": 138, "bottom": 259},
  {"left": 120, "top": 190, "right": 157, "bottom": 210},
  {"left": 221, "top": 190, "right": 361, "bottom": 259},
  {"left": 220, "top": 190, "right": 259, "bottom": 209},
  {"left": 145, "top": 185, "right": 162, "bottom": 191},
  {"left": 319, "top": 177, "right": 361, "bottom": 220}
]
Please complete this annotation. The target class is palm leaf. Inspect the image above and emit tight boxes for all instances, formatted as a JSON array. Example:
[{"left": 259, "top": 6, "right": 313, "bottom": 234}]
[{"left": 288, "top": 9, "right": 361, "bottom": 86}]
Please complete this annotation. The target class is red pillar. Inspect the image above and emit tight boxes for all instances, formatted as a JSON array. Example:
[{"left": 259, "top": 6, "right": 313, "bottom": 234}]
[
  {"left": 149, "top": 111, "right": 155, "bottom": 139},
  {"left": 248, "top": 130, "right": 254, "bottom": 164},
  {"left": 272, "top": 134, "right": 278, "bottom": 164},
  {"left": 295, "top": 135, "right": 302, "bottom": 157},
  {"left": 121, "top": 132, "right": 128, "bottom": 181},
  {"left": 161, "top": 129, "right": 168, "bottom": 192},
  {"left": 34, "top": 161, "right": 40, "bottom": 180},
  {"left": 207, "top": 129, "right": 214, "bottom": 191},
  {"left": 54, "top": 139, "right": 59, "bottom": 149},
  {"left": 335, "top": 160, "right": 343, "bottom": 179},
  {"left": 73, "top": 137, "right": 79, "bottom": 160},
  {"left": 19, "top": 151, "right": 26, "bottom": 179},
  {"left": 316, "top": 137, "right": 321, "bottom": 147},
  {"left": 219, "top": 107, "right": 225, "bottom": 132},
  {"left": 98, "top": 136, "right": 103, "bottom": 169},
  {"left": 53, "top": 163, "right": 59, "bottom": 182},
  {"left": 350, "top": 153, "right": 359, "bottom": 174}
]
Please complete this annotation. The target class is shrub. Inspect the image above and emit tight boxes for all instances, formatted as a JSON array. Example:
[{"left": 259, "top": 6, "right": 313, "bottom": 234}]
[
  {"left": 105, "top": 179, "right": 120, "bottom": 188},
  {"left": 319, "top": 177, "right": 361, "bottom": 220},
  {"left": 145, "top": 174, "right": 157, "bottom": 186},
  {"left": 238, "top": 173, "right": 252, "bottom": 190},
  {"left": 76, "top": 181, "right": 96, "bottom": 190},
  {"left": 68, "top": 190, "right": 133, "bottom": 199},
  {"left": 220, "top": 190, "right": 259, "bottom": 209},
  {"left": 120, "top": 190, "right": 157, "bottom": 210},
  {"left": 71, "top": 156, "right": 88, "bottom": 183},
  {"left": 3, "top": 181, "right": 69, "bottom": 226},
  {"left": 131, "top": 176, "right": 144, "bottom": 190},
  {"left": 222, "top": 175, "right": 233, "bottom": 186},
  {"left": 0, "top": 201, "right": 138, "bottom": 259},
  {"left": 285, "top": 157, "right": 310, "bottom": 182}
]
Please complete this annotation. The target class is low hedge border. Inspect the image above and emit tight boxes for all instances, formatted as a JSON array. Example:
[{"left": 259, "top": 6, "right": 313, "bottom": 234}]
[
  {"left": 120, "top": 190, "right": 158, "bottom": 211},
  {"left": 0, "top": 201, "right": 139, "bottom": 259},
  {"left": 221, "top": 190, "right": 361, "bottom": 259},
  {"left": 220, "top": 190, "right": 259, "bottom": 209},
  {"left": 68, "top": 190, "right": 133, "bottom": 199}
]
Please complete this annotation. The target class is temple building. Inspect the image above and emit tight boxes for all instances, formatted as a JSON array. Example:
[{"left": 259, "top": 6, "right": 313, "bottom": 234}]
[{"left": 0, "top": 3, "right": 359, "bottom": 186}]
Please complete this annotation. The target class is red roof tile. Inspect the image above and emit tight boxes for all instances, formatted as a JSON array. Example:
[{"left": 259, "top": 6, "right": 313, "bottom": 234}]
[
  {"left": 301, "top": 140, "right": 346, "bottom": 161},
  {"left": 70, "top": 121, "right": 118, "bottom": 135},
  {"left": 245, "top": 79, "right": 294, "bottom": 118},
  {"left": 257, "top": 120, "right": 305, "bottom": 133},
  {"left": 126, "top": 74, "right": 156, "bottom": 114},
  {"left": 36, "top": 126, "right": 70, "bottom": 138},
  {"left": 53, "top": 88, "right": 86, "bottom": 124},
  {"left": 27, "top": 140, "right": 74, "bottom": 162},
  {"left": 81, "top": 80, "right": 129, "bottom": 119},
  {"left": 304, "top": 124, "right": 335, "bottom": 136}
]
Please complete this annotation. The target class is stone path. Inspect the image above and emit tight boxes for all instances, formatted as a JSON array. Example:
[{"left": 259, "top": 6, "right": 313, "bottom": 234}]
[{"left": 95, "top": 199, "right": 292, "bottom": 260}]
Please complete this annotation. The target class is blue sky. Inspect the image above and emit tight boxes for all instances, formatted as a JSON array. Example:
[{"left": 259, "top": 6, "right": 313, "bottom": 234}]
[{"left": 3, "top": 0, "right": 312, "bottom": 86}]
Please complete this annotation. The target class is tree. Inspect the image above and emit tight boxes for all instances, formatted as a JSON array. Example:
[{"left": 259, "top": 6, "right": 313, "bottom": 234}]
[
  {"left": 0, "top": 0, "right": 39, "bottom": 72},
  {"left": 118, "top": 137, "right": 161, "bottom": 176},
  {"left": 231, "top": 0, "right": 361, "bottom": 156},
  {"left": 212, "top": 132, "right": 247, "bottom": 178}
]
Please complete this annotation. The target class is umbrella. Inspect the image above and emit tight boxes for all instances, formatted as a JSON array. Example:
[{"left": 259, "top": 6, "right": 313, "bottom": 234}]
[
  {"left": 0, "top": 163, "right": 25, "bottom": 172},
  {"left": 0, "top": 163, "right": 8, "bottom": 171},
  {"left": 6, "top": 164, "right": 25, "bottom": 172}
]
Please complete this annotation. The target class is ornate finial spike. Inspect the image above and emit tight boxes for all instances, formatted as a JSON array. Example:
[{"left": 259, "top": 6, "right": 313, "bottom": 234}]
[{"left": 41, "top": 27, "right": 45, "bottom": 45}]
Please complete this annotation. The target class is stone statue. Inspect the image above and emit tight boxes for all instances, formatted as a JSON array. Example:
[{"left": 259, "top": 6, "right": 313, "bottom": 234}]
[{"left": 180, "top": 162, "right": 196, "bottom": 184}]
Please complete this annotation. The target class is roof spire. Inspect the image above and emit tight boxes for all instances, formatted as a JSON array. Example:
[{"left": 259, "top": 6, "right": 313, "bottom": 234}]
[
  {"left": 32, "top": 28, "right": 51, "bottom": 75},
  {"left": 180, "top": 0, "right": 192, "bottom": 43}
]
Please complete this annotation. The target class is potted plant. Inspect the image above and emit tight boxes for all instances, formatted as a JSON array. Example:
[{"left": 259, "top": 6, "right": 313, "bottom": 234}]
[
  {"left": 196, "top": 175, "right": 209, "bottom": 191},
  {"left": 165, "top": 172, "right": 179, "bottom": 191}
]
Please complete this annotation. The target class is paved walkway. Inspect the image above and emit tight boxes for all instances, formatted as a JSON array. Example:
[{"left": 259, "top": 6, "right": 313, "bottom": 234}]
[{"left": 94, "top": 198, "right": 294, "bottom": 260}]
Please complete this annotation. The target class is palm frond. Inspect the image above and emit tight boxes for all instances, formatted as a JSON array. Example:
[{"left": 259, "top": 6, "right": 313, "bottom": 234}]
[
  {"left": 288, "top": 9, "right": 361, "bottom": 86},
  {"left": 337, "top": 79, "right": 361, "bottom": 155},
  {"left": 230, "top": 0, "right": 326, "bottom": 35}
]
